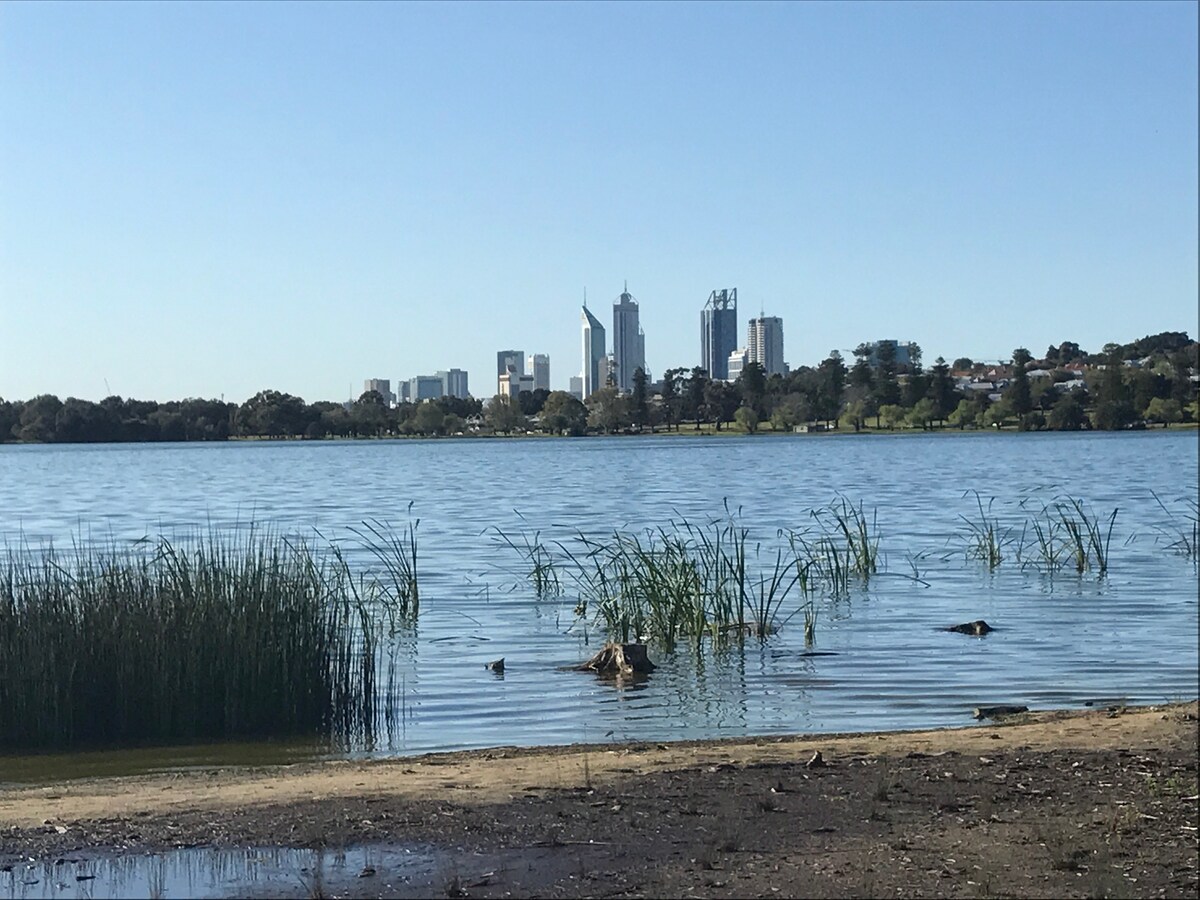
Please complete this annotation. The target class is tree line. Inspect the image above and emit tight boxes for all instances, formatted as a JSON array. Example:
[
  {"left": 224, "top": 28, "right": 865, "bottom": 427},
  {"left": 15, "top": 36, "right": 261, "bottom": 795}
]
[{"left": 1, "top": 331, "right": 1196, "bottom": 443}]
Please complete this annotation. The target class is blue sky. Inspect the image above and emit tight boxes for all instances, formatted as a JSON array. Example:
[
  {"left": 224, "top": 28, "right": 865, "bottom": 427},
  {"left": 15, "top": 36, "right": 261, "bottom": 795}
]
[{"left": 1, "top": 0, "right": 1196, "bottom": 403}]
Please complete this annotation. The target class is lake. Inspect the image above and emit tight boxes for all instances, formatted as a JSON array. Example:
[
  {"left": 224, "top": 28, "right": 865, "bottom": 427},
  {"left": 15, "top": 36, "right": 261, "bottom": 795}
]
[{"left": 1, "top": 430, "right": 1196, "bottom": 766}]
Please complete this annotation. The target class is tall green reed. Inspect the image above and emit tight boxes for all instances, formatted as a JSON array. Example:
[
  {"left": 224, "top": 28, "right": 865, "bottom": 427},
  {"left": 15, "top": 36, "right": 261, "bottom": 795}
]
[
  {"left": 0, "top": 524, "right": 416, "bottom": 752},
  {"left": 960, "top": 491, "right": 1014, "bottom": 570}
]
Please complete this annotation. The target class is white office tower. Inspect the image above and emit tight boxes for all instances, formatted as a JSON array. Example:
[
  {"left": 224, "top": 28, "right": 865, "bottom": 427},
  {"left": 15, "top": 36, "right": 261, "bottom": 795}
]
[{"left": 747, "top": 315, "right": 785, "bottom": 376}]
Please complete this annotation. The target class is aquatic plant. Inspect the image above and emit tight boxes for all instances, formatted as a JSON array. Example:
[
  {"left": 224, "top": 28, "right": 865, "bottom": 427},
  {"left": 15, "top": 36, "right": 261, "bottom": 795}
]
[
  {"left": 491, "top": 518, "right": 561, "bottom": 599},
  {"left": 1018, "top": 497, "right": 1117, "bottom": 576},
  {"left": 551, "top": 503, "right": 854, "bottom": 648},
  {"left": 960, "top": 491, "right": 1014, "bottom": 570},
  {"left": 0, "top": 526, "right": 414, "bottom": 752},
  {"left": 1150, "top": 491, "right": 1199, "bottom": 559},
  {"left": 348, "top": 512, "right": 421, "bottom": 620}
]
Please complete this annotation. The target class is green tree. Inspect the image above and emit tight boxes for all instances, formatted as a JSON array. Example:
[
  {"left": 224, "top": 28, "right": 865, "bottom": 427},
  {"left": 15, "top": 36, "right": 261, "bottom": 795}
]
[
  {"left": 947, "top": 398, "right": 979, "bottom": 430},
  {"left": 872, "top": 341, "right": 901, "bottom": 409},
  {"left": 1005, "top": 348, "right": 1034, "bottom": 428},
  {"left": 770, "top": 393, "right": 811, "bottom": 431},
  {"left": 705, "top": 381, "right": 740, "bottom": 431},
  {"left": 486, "top": 394, "right": 526, "bottom": 434},
  {"left": 1144, "top": 397, "right": 1182, "bottom": 427},
  {"left": 630, "top": 367, "right": 649, "bottom": 430},
  {"left": 850, "top": 345, "right": 875, "bottom": 392},
  {"left": 1091, "top": 352, "right": 1135, "bottom": 430},
  {"left": 983, "top": 398, "right": 1013, "bottom": 429},
  {"left": 816, "top": 351, "right": 847, "bottom": 426},
  {"left": 907, "top": 398, "right": 936, "bottom": 430},
  {"left": 0, "top": 398, "right": 18, "bottom": 442},
  {"left": 736, "top": 362, "right": 767, "bottom": 415},
  {"left": 236, "top": 390, "right": 309, "bottom": 438},
  {"left": 686, "top": 367, "right": 710, "bottom": 430},
  {"left": 928, "top": 357, "right": 956, "bottom": 424},
  {"left": 1048, "top": 392, "right": 1086, "bottom": 431},
  {"left": 734, "top": 405, "right": 759, "bottom": 433},
  {"left": 659, "top": 368, "right": 683, "bottom": 431},
  {"left": 412, "top": 401, "right": 445, "bottom": 435},
  {"left": 17, "top": 394, "right": 63, "bottom": 442},
  {"left": 843, "top": 398, "right": 869, "bottom": 432},
  {"left": 586, "top": 387, "right": 629, "bottom": 434},
  {"left": 952, "top": 357, "right": 974, "bottom": 372},
  {"left": 878, "top": 404, "right": 905, "bottom": 430},
  {"left": 540, "top": 391, "right": 588, "bottom": 435}
]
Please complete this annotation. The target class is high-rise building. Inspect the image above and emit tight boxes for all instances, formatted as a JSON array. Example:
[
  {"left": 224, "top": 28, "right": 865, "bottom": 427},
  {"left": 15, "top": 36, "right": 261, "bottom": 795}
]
[
  {"left": 747, "top": 315, "right": 785, "bottom": 376},
  {"left": 496, "top": 350, "right": 524, "bottom": 395},
  {"left": 701, "top": 288, "right": 738, "bottom": 380},
  {"left": 612, "top": 286, "right": 646, "bottom": 393},
  {"left": 437, "top": 369, "right": 470, "bottom": 399},
  {"left": 581, "top": 305, "right": 606, "bottom": 399},
  {"left": 498, "top": 371, "right": 533, "bottom": 398},
  {"left": 363, "top": 379, "right": 393, "bottom": 407},
  {"left": 407, "top": 375, "right": 444, "bottom": 402},
  {"left": 727, "top": 348, "right": 749, "bottom": 382},
  {"left": 531, "top": 354, "right": 550, "bottom": 392},
  {"left": 568, "top": 376, "right": 584, "bottom": 400}
]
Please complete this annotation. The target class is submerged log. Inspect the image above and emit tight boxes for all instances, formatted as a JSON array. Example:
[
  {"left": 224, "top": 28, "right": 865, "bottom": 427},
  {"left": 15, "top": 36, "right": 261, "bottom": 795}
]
[
  {"left": 946, "top": 620, "right": 994, "bottom": 636},
  {"left": 576, "top": 642, "right": 657, "bottom": 676}
]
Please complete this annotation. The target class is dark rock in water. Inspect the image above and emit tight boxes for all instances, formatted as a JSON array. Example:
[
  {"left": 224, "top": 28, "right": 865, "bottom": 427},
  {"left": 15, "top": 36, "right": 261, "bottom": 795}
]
[
  {"left": 576, "top": 642, "right": 656, "bottom": 676},
  {"left": 973, "top": 705, "right": 1029, "bottom": 719},
  {"left": 946, "top": 620, "right": 994, "bottom": 636},
  {"left": 485, "top": 658, "right": 505, "bottom": 674}
]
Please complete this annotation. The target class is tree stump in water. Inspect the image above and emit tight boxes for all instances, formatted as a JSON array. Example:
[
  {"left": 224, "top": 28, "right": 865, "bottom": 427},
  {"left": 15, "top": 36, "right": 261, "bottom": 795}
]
[
  {"left": 576, "top": 642, "right": 656, "bottom": 676},
  {"left": 946, "top": 620, "right": 994, "bottom": 636}
]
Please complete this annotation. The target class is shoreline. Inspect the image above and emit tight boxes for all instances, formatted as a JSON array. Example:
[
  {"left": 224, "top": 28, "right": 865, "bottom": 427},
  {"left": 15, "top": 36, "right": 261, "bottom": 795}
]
[{"left": 2, "top": 701, "right": 1196, "bottom": 897}]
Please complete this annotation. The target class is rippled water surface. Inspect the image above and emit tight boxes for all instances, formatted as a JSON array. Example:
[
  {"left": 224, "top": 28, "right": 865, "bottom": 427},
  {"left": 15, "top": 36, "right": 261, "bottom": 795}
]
[{"left": 1, "top": 431, "right": 1196, "bottom": 763}]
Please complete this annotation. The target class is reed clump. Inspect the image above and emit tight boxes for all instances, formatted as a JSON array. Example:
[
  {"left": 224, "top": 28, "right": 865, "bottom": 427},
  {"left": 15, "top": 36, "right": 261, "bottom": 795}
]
[
  {"left": 960, "top": 491, "right": 1015, "bottom": 570},
  {"left": 492, "top": 519, "right": 561, "bottom": 599},
  {"left": 1150, "top": 491, "right": 1198, "bottom": 559},
  {"left": 1018, "top": 497, "right": 1117, "bottom": 575},
  {"left": 552, "top": 499, "right": 883, "bottom": 647},
  {"left": 553, "top": 509, "right": 794, "bottom": 648},
  {"left": 0, "top": 525, "right": 416, "bottom": 752}
]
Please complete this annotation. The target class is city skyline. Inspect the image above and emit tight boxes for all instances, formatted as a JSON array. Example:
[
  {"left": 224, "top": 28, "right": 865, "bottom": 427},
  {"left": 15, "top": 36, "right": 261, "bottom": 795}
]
[{"left": 1, "top": 2, "right": 1195, "bottom": 403}]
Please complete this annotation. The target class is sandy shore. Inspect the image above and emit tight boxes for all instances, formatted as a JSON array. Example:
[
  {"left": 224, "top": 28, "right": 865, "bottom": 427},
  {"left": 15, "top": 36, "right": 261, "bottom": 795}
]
[{"left": 2, "top": 701, "right": 1197, "bottom": 898}]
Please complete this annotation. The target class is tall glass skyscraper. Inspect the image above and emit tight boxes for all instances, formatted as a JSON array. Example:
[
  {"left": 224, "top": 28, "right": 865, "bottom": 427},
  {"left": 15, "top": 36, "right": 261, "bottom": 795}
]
[
  {"left": 701, "top": 288, "right": 738, "bottom": 380},
  {"left": 612, "top": 286, "right": 646, "bottom": 392},
  {"left": 581, "top": 306, "right": 606, "bottom": 399}
]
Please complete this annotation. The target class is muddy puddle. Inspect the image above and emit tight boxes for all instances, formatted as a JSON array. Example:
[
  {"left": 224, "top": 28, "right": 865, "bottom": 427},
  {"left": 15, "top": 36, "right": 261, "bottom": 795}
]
[{"left": 0, "top": 843, "right": 526, "bottom": 899}]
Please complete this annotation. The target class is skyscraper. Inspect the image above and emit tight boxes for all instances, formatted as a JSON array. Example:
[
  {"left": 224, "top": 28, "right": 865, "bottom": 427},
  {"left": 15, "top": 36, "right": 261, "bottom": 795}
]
[
  {"left": 531, "top": 354, "right": 550, "bottom": 392},
  {"left": 612, "top": 285, "right": 646, "bottom": 392},
  {"left": 581, "top": 305, "right": 606, "bottom": 399},
  {"left": 496, "top": 350, "right": 524, "bottom": 396},
  {"left": 701, "top": 288, "right": 738, "bottom": 380},
  {"left": 437, "top": 369, "right": 470, "bottom": 399},
  {"left": 747, "top": 315, "right": 785, "bottom": 376}
]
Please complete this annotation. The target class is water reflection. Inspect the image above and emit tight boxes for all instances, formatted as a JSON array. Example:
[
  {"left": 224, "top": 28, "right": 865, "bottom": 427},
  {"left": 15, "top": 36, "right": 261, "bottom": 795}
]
[{"left": 1, "top": 845, "right": 437, "bottom": 900}]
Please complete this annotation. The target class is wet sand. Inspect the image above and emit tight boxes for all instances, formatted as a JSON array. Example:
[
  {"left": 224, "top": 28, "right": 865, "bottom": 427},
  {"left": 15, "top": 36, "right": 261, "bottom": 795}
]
[{"left": 2, "top": 701, "right": 1197, "bottom": 898}]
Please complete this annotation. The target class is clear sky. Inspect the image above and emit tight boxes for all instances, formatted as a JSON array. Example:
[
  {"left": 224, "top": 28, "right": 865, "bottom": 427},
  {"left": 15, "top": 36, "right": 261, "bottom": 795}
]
[{"left": 1, "top": 0, "right": 1196, "bottom": 403}]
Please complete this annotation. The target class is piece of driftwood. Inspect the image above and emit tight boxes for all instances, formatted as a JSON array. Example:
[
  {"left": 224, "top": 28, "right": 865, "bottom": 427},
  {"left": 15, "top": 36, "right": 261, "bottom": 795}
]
[
  {"left": 946, "top": 620, "right": 994, "bottom": 636},
  {"left": 973, "top": 705, "right": 1029, "bottom": 719},
  {"left": 576, "top": 642, "right": 656, "bottom": 676}
]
